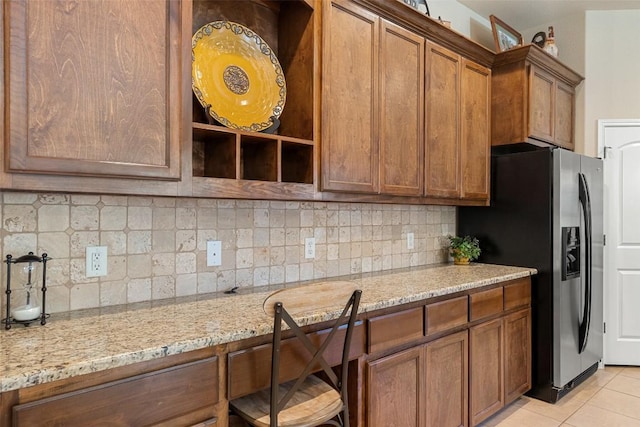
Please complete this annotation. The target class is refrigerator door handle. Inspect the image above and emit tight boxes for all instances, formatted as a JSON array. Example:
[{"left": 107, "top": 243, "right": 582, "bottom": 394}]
[{"left": 578, "top": 172, "right": 592, "bottom": 354}]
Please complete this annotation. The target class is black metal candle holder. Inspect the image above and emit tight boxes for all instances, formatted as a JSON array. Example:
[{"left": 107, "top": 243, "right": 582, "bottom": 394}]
[{"left": 3, "top": 252, "right": 50, "bottom": 330}]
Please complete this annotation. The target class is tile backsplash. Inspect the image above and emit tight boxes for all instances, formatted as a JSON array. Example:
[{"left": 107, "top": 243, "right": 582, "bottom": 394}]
[{"left": 1, "top": 192, "right": 455, "bottom": 314}]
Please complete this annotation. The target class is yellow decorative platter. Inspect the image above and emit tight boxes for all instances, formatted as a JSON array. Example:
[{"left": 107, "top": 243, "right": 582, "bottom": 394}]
[{"left": 192, "top": 21, "right": 286, "bottom": 132}]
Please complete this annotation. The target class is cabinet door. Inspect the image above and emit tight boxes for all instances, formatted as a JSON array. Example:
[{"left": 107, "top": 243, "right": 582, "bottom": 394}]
[
  {"left": 555, "top": 81, "right": 575, "bottom": 150},
  {"left": 5, "top": 0, "right": 181, "bottom": 180},
  {"left": 12, "top": 357, "right": 218, "bottom": 426},
  {"left": 367, "top": 346, "right": 424, "bottom": 427},
  {"left": 425, "top": 330, "right": 468, "bottom": 427},
  {"left": 379, "top": 20, "right": 424, "bottom": 196},
  {"left": 425, "top": 41, "right": 460, "bottom": 199},
  {"left": 469, "top": 318, "right": 504, "bottom": 426},
  {"left": 460, "top": 59, "right": 490, "bottom": 201},
  {"left": 504, "top": 308, "right": 532, "bottom": 404},
  {"left": 529, "top": 66, "right": 555, "bottom": 143},
  {"left": 322, "top": 0, "right": 379, "bottom": 193}
]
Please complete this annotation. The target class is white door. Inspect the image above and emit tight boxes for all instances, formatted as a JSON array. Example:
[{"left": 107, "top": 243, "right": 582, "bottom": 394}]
[{"left": 599, "top": 119, "right": 640, "bottom": 365}]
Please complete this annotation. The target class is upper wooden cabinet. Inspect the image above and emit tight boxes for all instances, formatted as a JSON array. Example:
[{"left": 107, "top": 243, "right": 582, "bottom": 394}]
[
  {"left": 4, "top": 0, "right": 181, "bottom": 185},
  {"left": 2, "top": 0, "right": 494, "bottom": 203},
  {"left": 491, "top": 44, "right": 584, "bottom": 150},
  {"left": 321, "top": 0, "right": 379, "bottom": 194},
  {"left": 379, "top": 20, "right": 425, "bottom": 196},
  {"left": 425, "top": 42, "right": 491, "bottom": 202},
  {"left": 321, "top": 0, "right": 424, "bottom": 196},
  {"left": 322, "top": 0, "right": 491, "bottom": 204}
]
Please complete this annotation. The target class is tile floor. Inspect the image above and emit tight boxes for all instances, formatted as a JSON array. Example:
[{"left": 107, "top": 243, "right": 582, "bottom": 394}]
[{"left": 479, "top": 366, "right": 640, "bottom": 426}]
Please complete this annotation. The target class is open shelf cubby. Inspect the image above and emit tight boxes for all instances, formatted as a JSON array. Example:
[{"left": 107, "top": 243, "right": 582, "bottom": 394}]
[{"left": 190, "top": 0, "right": 315, "bottom": 187}]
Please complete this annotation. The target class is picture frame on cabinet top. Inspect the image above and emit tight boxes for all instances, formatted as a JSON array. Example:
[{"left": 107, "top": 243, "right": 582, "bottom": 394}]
[
  {"left": 401, "top": 0, "right": 430, "bottom": 16},
  {"left": 490, "top": 15, "right": 523, "bottom": 52}
]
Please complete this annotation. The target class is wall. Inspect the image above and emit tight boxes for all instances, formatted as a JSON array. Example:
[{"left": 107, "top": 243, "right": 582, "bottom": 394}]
[
  {"left": 522, "top": 13, "right": 587, "bottom": 155},
  {"left": 1, "top": 192, "right": 455, "bottom": 314},
  {"left": 518, "top": 9, "right": 640, "bottom": 157},
  {"left": 585, "top": 10, "right": 640, "bottom": 156},
  {"left": 429, "top": 0, "right": 494, "bottom": 50}
]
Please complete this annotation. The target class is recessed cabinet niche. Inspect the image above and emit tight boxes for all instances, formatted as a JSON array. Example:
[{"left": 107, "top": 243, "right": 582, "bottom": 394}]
[{"left": 189, "top": 0, "right": 316, "bottom": 198}]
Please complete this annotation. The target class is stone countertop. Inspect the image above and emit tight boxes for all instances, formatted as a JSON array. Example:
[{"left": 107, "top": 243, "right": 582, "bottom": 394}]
[{"left": 0, "top": 263, "right": 536, "bottom": 393}]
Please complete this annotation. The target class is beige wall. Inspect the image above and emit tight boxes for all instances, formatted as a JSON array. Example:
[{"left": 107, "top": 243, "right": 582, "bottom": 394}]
[
  {"left": 429, "top": 0, "right": 494, "bottom": 50},
  {"left": 585, "top": 10, "right": 640, "bottom": 156},
  {"left": 1, "top": 192, "right": 455, "bottom": 314},
  {"left": 500, "top": 8, "right": 640, "bottom": 157}
]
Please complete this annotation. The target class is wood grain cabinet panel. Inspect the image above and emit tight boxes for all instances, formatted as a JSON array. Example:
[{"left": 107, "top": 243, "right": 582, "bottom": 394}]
[
  {"left": 425, "top": 42, "right": 490, "bottom": 202},
  {"left": 5, "top": 0, "right": 181, "bottom": 181},
  {"left": 366, "top": 346, "right": 423, "bottom": 427},
  {"left": 322, "top": 0, "right": 424, "bottom": 196},
  {"left": 425, "top": 295, "right": 468, "bottom": 336},
  {"left": 504, "top": 278, "right": 532, "bottom": 311},
  {"left": 504, "top": 308, "right": 532, "bottom": 404},
  {"left": 491, "top": 45, "right": 583, "bottom": 151},
  {"left": 425, "top": 41, "right": 460, "bottom": 199},
  {"left": 368, "top": 307, "right": 424, "bottom": 354},
  {"left": 425, "top": 330, "right": 469, "bottom": 427},
  {"left": 321, "top": 0, "right": 379, "bottom": 193},
  {"left": 555, "top": 81, "right": 575, "bottom": 149},
  {"left": 469, "top": 287, "right": 503, "bottom": 322},
  {"left": 469, "top": 318, "right": 504, "bottom": 426},
  {"left": 12, "top": 357, "right": 218, "bottom": 427},
  {"left": 460, "top": 59, "right": 491, "bottom": 201},
  {"left": 379, "top": 20, "right": 425, "bottom": 196},
  {"left": 530, "top": 67, "right": 556, "bottom": 142}
]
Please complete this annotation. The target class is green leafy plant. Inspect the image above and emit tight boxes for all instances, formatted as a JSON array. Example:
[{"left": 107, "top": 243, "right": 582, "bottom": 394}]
[{"left": 447, "top": 235, "right": 481, "bottom": 263}]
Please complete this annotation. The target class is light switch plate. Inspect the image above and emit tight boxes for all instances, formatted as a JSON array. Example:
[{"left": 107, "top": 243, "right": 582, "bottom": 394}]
[{"left": 407, "top": 232, "right": 415, "bottom": 250}]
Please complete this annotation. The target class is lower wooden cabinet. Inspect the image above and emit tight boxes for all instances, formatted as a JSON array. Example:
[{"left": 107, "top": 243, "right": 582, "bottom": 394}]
[
  {"left": 367, "top": 346, "right": 424, "bottom": 427},
  {"left": 2, "top": 351, "right": 222, "bottom": 427},
  {"left": 504, "top": 308, "right": 532, "bottom": 404},
  {"left": 1, "top": 279, "right": 531, "bottom": 427},
  {"left": 12, "top": 357, "right": 219, "bottom": 427},
  {"left": 469, "top": 318, "right": 504, "bottom": 426},
  {"left": 366, "top": 330, "right": 469, "bottom": 427},
  {"left": 425, "top": 330, "right": 469, "bottom": 427},
  {"left": 469, "top": 307, "right": 532, "bottom": 426},
  {"left": 366, "top": 278, "right": 532, "bottom": 427}
]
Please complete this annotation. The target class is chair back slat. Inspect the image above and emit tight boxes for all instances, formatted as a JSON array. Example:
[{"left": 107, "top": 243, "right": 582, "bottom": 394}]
[
  {"left": 263, "top": 281, "right": 358, "bottom": 317},
  {"left": 265, "top": 281, "right": 361, "bottom": 427}
]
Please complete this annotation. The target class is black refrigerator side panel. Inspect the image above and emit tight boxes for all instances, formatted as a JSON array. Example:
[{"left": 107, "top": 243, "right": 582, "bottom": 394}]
[{"left": 458, "top": 149, "right": 554, "bottom": 396}]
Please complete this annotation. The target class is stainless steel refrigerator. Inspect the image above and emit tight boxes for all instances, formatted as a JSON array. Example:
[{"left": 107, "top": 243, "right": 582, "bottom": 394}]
[{"left": 458, "top": 146, "right": 603, "bottom": 403}]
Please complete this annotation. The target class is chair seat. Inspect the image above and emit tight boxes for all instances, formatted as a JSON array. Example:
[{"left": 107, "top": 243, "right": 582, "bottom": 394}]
[{"left": 230, "top": 374, "right": 344, "bottom": 427}]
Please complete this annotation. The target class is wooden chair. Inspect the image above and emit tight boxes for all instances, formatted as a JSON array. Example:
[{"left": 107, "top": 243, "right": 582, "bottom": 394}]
[{"left": 229, "top": 281, "right": 362, "bottom": 427}]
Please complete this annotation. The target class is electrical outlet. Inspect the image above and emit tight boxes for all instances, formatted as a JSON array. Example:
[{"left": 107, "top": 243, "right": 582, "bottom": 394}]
[
  {"left": 86, "top": 246, "right": 108, "bottom": 277},
  {"left": 207, "top": 240, "right": 222, "bottom": 266},
  {"left": 407, "top": 232, "right": 415, "bottom": 250},
  {"left": 305, "top": 237, "right": 316, "bottom": 259}
]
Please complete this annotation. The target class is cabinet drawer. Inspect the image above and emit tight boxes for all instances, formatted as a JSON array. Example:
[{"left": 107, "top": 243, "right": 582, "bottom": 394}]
[
  {"left": 470, "top": 287, "right": 504, "bottom": 321},
  {"left": 504, "top": 278, "right": 531, "bottom": 311},
  {"left": 425, "top": 296, "right": 468, "bottom": 336},
  {"left": 368, "top": 307, "right": 424, "bottom": 354},
  {"left": 13, "top": 356, "right": 219, "bottom": 426},
  {"left": 228, "top": 322, "right": 366, "bottom": 400}
]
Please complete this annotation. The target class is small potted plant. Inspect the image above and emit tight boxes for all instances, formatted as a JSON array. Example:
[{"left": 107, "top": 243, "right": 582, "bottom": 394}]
[{"left": 447, "top": 235, "right": 481, "bottom": 265}]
